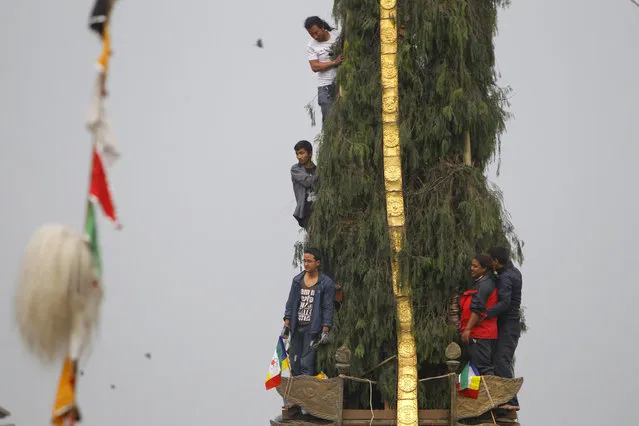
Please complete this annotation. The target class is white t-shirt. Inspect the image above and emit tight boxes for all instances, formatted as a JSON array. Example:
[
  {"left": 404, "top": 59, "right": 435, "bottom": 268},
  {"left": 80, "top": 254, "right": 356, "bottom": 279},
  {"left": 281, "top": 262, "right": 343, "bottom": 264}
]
[{"left": 307, "top": 30, "right": 341, "bottom": 87}]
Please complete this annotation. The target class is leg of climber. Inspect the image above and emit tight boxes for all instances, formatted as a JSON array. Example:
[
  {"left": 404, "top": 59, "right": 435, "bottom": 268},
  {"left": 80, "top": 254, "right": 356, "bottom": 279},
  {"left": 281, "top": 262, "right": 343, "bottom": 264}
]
[
  {"left": 467, "top": 338, "right": 496, "bottom": 376},
  {"left": 494, "top": 318, "right": 521, "bottom": 409},
  {"left": 318, "top": 83, "right": 336, "bottom": 123}
]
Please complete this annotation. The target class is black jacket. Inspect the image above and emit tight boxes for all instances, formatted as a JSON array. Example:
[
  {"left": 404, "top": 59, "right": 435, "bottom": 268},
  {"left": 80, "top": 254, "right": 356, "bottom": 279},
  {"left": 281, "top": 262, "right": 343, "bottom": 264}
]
[
  {"left": 486, "top": 262, "right": 522, "bottom": 321},
  {"left": 470, "top": 274, "right": 497, "bottom": 315}
]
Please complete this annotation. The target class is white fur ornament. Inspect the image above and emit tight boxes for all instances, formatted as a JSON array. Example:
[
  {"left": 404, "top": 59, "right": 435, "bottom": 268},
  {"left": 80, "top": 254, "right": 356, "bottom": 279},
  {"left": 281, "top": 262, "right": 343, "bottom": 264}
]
[{"left": 14, "top": 223, "right": 104, "bottom": 364}]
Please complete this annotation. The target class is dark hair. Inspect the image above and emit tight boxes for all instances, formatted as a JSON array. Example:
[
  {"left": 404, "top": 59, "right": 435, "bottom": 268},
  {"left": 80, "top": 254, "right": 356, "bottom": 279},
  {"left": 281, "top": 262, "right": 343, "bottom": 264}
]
[
  {"left": 294, "top": 140, "right": 313, "bottom": 154},
  {"left": 487, "top": 247, "right": 509, "bottom": 265},
  {"left": 304, "top": 247, "right": 322, "bottom": 262},
  {"left": 304, "top": 16, "right": 334, "bottom": 31},
  {"left": 473, "top": 253, "right": 493, "bottom": 270}
]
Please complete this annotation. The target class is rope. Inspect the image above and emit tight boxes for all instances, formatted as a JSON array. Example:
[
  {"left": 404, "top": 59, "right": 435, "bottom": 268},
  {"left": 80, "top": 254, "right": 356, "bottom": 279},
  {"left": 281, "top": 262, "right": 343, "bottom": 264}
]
[
  {"left": 338, "top": 374, "right": 377, "bottom": 384},
  {"left": 418, "top": 372, "right": 455, "bottom": 382},
  {"left": 338, "top": 374, "right": 375, "bottom": 426},
  {"left": 283, "top": 375, "right": 294, "bottom": 401},
  {"left": 363, "top": 355, "right": 397, "bottom": 375},
  {"left": 481, "top": 378, "right": 497, "bottom": 425},
  {"left": 368, "top": 380, "right": 374, "bottom": 426}
]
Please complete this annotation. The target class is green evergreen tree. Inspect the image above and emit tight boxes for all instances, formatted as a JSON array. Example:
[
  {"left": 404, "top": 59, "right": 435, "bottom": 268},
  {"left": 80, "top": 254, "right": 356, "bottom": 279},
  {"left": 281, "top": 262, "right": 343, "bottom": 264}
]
[{"left": 296, "top": 0, "right": 522, "bottom": 409}]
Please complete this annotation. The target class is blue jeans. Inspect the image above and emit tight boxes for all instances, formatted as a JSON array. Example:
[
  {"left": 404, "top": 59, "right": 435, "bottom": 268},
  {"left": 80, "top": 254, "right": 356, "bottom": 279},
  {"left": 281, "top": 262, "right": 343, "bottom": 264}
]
[
  {"left": 318, "top": 83, "right": 336, "bottom": 123},
  {"left": 290, "top": 324, "right": 318, "bottom": 376}
]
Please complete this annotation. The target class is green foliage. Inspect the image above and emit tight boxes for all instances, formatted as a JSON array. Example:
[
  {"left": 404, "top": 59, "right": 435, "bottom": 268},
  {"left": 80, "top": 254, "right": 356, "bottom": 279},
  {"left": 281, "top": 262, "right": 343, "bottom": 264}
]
[{"left": 295, "top": 0, "right": 521, "bottom": 410}]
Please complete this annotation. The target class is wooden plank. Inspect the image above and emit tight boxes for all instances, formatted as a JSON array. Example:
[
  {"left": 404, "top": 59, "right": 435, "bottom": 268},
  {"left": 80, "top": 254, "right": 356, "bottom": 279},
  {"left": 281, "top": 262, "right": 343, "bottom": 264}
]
[
  {"left": 342, "top": 409, "right": 449, "bottom": 420},
  {"left": 341, "top": 409, "right": 518, "bottom": 426},
  {"left": 343, "top": 421, "right": 448, "bottom": 425},
  {"left": 343, "top": 422, "right": 518, "bottom": 426}
]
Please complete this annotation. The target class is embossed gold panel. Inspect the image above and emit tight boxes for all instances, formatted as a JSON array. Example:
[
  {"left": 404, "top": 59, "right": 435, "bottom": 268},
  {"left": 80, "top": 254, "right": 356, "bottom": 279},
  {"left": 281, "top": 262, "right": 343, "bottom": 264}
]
[{"left": 379, "top": 0, "right": 419, "bottom": 424}]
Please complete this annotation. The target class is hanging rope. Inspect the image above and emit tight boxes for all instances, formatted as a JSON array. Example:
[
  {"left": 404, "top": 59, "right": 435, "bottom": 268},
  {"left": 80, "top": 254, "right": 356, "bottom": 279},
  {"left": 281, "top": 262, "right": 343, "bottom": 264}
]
[
  {"left": 283, "top": 375, "right": 294, "bottom": 401},
  {"left": 481, "top": 379, "right": 498, "bottom": 424},
  {"left": 338, "top": 375, "right": 375, "bottom": 426}
]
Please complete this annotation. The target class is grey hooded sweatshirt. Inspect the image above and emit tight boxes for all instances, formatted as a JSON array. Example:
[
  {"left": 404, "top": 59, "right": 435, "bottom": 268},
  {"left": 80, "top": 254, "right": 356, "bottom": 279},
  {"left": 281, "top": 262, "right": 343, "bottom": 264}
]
[{"left": 291, "top": 162, "right": 318, "bottom": 222}]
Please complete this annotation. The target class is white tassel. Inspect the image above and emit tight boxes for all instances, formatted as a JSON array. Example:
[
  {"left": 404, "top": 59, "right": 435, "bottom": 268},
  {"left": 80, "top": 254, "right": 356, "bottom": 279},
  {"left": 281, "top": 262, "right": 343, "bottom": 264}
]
[{"left": 14, "top": 224, "right": 103, "bottom": 364}]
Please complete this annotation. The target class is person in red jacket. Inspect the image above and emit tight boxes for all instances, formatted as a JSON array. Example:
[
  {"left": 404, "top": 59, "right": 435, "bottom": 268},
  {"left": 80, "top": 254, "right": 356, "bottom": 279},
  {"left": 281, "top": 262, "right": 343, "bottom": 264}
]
[{"left": 459, "top": 253, "right": 499, "bottom": 375}]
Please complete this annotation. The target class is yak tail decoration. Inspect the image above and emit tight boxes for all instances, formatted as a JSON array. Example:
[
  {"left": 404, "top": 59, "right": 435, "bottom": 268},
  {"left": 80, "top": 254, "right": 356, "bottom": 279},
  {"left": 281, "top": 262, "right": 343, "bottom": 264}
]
[{"left": 14, "top": 224, "right": 104, "bottom": 364}]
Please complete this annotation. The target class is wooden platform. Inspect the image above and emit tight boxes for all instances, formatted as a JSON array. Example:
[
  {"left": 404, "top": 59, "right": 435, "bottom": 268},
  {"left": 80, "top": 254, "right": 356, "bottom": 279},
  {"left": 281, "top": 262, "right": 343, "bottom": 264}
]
[{"left": 274, "top": 407, "right": 520, "bottom": 426}]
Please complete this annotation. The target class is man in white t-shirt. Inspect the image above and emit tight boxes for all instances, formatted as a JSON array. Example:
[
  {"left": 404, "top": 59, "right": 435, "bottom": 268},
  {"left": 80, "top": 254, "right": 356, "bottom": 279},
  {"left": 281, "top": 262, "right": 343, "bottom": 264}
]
[{"left": 304, "top": 16, "right": 344, "bottom": 124}]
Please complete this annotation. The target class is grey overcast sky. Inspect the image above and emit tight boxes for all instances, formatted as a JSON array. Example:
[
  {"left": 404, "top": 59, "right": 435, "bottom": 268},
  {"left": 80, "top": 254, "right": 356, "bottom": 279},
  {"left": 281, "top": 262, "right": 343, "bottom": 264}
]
[{"left": 0, "top": 0, "right": 637, "bottom": 425}]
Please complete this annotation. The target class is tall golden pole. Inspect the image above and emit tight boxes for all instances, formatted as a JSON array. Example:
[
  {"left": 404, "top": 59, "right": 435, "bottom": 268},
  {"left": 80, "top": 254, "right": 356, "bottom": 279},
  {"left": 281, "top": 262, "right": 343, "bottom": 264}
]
[{"left": 379, "top": 1, "right": 419, "bottom": 425}]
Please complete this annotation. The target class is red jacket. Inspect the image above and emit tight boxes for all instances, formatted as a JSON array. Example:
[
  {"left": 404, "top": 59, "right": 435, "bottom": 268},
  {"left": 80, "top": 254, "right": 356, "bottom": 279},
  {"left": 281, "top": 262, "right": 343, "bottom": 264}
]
[{"left": 459, "top": 275, "right": 498, "bottom": 339}]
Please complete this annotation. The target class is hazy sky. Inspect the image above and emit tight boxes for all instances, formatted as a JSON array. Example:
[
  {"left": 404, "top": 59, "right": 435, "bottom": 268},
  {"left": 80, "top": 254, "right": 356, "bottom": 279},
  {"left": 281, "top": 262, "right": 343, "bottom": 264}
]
[{"left": 1, "top": 1, "right": 637, "bottom": 425}]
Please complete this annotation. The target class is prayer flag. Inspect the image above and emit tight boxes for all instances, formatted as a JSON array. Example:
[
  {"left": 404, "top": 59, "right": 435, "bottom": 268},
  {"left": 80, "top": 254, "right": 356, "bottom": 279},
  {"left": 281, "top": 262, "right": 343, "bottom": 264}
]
[
  {"left": 88, "top": 0, "right": 114, "bottom": 73},
  {"left": 457, "top": 361, "right": 481, "bottom": 399},
  {"left": 88, "top": 0, "right": 111, "bottom": 37},
  {"left": 51, "top": 357, "right": 80, "bottom": 426},
  {"left": 89, "top": 147, "right": 120, "bottom": 228},
  {"left": 85, "top": 202, "right": 102, "bottom": 278},
  {"left": 265, "top": 336, "right": 290, "bottom": 390}
]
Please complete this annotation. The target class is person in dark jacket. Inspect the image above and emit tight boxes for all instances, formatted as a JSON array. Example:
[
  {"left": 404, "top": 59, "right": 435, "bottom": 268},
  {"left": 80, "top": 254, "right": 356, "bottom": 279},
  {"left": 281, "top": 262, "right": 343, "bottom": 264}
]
[
  {"left": 485, "top": 246, "right": 523, "bottom": 411},
  {"left": 282, "top": 248, "right": 335, "bottom": 376},
  {"left": 460, "top": 253, "right": 499, "bottom": 375},
  {"left": 291, "top": 140, "right": 318, "bottom": 229}
]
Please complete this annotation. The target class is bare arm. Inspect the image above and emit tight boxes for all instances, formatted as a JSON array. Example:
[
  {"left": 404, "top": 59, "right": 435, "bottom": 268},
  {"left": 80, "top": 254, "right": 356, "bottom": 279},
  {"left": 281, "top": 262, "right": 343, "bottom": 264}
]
[
  {"left": 308, "top": 55, "right": 344, "bottom": 73},
  {"left": 465, "top": 312, "right": 481, "bottom": 332}
]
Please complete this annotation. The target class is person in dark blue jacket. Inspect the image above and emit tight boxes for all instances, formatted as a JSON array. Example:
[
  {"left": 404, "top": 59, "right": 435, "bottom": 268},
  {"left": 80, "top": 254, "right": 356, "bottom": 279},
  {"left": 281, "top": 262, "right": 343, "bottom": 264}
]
[
  {"left": 486, "top": 246, "right": 523, "bottom": 411},
  {"left": 282, "top": 248, "right": 336, "bottom": 376}
]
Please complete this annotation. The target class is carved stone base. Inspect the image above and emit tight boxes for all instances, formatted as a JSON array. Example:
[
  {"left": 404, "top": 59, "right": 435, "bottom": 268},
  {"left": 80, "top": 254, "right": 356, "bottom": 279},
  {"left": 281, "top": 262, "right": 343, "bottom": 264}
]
[
  {"left": 270, "top": 408, "right": 520, "bottom": 425},
  {"left": 270, "top": 375, "right": 522, "bottom": 425},
  {"left": 275, "top": 376, "right": 344, "bottom": 424}
]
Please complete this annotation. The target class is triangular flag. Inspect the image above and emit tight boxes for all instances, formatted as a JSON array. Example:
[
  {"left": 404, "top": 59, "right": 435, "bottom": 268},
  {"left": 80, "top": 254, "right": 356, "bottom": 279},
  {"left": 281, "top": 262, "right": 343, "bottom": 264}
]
[
  {"left": 89, "top": 147, "right": 120, "bottom": 228},
  {"left": 51, "top": 357, "right": 81, "bottom": 426}
]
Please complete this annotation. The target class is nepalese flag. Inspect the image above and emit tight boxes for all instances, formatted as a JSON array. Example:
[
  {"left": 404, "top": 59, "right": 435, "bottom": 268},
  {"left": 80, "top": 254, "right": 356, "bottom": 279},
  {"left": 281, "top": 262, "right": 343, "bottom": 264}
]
[
  {"left": 265, "top": 336, "right": 290, "bottom": 390},
  {"left": 89, "top": 147, "right": 120, "bottom": 229},
  {"left": 457, "top": 361, "right": 481, "bottom": 399}
]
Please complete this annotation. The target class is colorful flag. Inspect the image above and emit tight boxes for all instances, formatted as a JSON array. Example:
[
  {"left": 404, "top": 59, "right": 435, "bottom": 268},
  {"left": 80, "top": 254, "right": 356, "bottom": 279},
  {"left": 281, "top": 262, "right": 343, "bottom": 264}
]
[
  {"left": 457, "top": 361, "right": 481, "bottom": 399},
  {"left": 88, "top": 0, "right": 114, "bottom": 73},
  {"left": 88, "top": 0, "right": 111, "bottom": 36},
  {"left": 51, "top": 357, "right": 80, "bottom": 426},
  {"left": 89, "top": 147, "right": 120, "bottom": 228},
  {"left": 265, "top": 336, "right": 290, "bottom": 390},
  {"left": 85, "top": 202, "right": 102, "bottom": 278}
]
